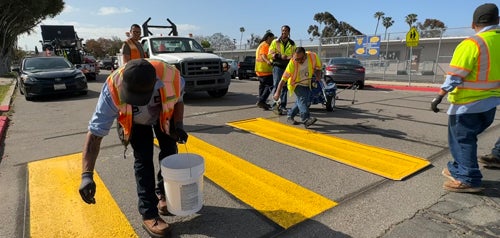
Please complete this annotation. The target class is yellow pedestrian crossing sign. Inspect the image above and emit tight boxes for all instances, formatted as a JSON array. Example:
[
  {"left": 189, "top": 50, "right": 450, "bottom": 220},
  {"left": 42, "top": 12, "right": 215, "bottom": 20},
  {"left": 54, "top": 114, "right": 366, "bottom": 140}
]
[{"left": 406, "top": 27, "right": 419, "bottom": 47}]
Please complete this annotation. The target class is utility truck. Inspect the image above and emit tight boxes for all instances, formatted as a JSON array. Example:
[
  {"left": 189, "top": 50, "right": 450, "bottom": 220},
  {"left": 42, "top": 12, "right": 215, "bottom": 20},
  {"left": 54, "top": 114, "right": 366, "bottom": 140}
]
[
  {"left": 118, "top": 18, "right": 231, "bottom": 97},
  {"left": 40, "top": 25, "right": 99, "bottom": 80}
]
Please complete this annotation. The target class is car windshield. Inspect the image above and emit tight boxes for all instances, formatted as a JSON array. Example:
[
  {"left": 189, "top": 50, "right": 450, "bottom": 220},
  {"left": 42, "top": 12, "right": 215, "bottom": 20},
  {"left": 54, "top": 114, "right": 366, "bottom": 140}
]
[
  {"left": 151, "top": 37, "right": 205, "bottom": 54},
  {"left": 330, "top": 58, "right": 361, "bottom": 65},
  {"left": 23, "top": 57, "right": 72, "bottom": 71}
]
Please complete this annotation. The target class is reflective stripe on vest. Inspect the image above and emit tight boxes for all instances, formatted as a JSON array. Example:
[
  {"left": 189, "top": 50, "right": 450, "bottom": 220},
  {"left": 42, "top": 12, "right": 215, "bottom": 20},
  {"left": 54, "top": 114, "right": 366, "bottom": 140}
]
[
  {"left": 107, "top": 59, "right": 181, "bottom": 142},
  {"left": 126, "top": 39, "right": 142, "bottom": 59},
  {"left": 448, "top": 28, "right": 500, "bottom": 104}
]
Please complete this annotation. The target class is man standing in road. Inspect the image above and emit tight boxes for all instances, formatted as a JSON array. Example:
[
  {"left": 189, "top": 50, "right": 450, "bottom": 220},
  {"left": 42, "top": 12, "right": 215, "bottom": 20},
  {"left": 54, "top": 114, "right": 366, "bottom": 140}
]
[
  {"left": 121, "top": 24, "right": 147, "bottom": 64},
  {"left": 431, "top": 3, "right": 500, "bottom": 193},
  {"left": 78, "top": 59, "right": 188, "bottom": 237},
  {"left": 269, "top": 25, "right": 296, "bottom": 115},
  {"left": 273, "top": 47, "right": 322, "bottom": 128},
  {"left": 255, "top": 32, "right": 275, "bottom": 110}
]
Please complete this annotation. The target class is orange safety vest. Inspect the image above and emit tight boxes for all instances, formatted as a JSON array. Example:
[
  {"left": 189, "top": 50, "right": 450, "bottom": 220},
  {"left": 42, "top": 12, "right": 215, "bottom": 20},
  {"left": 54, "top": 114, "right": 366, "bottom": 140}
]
[
  {"left": 125, "top": 39, "right": 143, "bottom": 60},
  {"left": 255, "top": 41, "right": 272, "bottom": 76},
  {"left": 107, "top": 59, "right": 181, "bottom": 143}
]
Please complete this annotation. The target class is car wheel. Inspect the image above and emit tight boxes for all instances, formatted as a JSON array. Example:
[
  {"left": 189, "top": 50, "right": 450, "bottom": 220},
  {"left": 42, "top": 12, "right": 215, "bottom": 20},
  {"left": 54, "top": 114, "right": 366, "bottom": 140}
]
[
  {"left": 25, "top": 94, "right": 34, "bottom": 101},
  {"left": 207, "top": 88, "right": 228, "bottom": 98},
  {"left": 18, "top": 80, "right": 24, "bottom": 95},
  {"left": 326, "top": 95, "right": 335, "bottom": 112},
  {"left": 356, "top": 81, "right": 365, "bottom": 90}
]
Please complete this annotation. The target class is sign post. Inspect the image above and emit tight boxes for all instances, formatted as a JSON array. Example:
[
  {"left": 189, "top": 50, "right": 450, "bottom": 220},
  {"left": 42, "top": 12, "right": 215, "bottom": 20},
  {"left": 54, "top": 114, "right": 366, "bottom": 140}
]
[{"left": 406, "top": 27, "right": 419, "bottom": 86}]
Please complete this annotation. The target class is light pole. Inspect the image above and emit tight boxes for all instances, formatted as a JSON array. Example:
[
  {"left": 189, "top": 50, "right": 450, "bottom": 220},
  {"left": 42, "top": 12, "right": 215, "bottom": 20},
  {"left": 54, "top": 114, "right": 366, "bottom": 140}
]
[{"left": 239, "top": 27, "right": 245, "bottom": 50}]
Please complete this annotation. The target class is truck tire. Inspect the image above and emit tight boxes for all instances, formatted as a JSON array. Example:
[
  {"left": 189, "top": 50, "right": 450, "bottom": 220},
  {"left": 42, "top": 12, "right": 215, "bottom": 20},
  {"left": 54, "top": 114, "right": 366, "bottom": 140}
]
[{"left": 207, "top": 88, "right": 228, "bottom": 98}]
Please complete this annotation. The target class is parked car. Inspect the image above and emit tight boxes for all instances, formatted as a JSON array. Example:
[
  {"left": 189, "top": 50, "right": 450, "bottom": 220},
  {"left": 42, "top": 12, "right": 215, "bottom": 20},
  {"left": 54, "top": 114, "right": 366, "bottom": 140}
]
[
  {"left": 11, "top": 56, "right": 88, "bottom": 101},
  {"left": 101, "top": 56, "right": 118, "bottom": 70},
  {"left": 225, "top": 59, "right": 238, "bottom": 79},
  {"left": 238, "top": 56, "right": 256, "bottom": 79},
  {"left": 323, "top": 57, "right": 366, "bottom": 89}
]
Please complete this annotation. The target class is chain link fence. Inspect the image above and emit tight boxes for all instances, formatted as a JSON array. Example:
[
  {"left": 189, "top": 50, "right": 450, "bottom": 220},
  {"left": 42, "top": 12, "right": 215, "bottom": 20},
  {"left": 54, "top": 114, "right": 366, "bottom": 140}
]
[{"left": 219, "top": 27, "right": 474, "bottom": 84}]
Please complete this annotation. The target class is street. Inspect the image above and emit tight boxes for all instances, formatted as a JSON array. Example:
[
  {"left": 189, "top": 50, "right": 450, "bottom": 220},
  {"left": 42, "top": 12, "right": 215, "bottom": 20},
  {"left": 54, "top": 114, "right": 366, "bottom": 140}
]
[{"left": 0, "top": 70, "right": 499, "bottom": 238}]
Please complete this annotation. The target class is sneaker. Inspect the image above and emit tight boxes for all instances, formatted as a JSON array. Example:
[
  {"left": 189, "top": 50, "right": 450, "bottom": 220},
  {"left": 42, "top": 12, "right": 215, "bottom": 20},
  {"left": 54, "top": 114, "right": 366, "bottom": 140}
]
[
  {"left": 278, "top": 108, "right": 288, "bottom": 115},
  {"left": 286, "top": 117, "right": 298, "bottom": 125},
  {"left": 478, "top": 154, "right": 500, "bottom": 168},
  {"left": 142, "top": 216, "right": 172, "bottom": 237},
  {"left": 256, "top": 101, "right": 271, "bottom": 110},
  {"left": 443, "top": 180, "right": 484, "bottom": 193},
  {"left": 441, "top": 168, "right": 456, "bottom": 181},
  {"left": 303, "top": 117, "right": 317, "bottom": 128},
  {"left": 157, "top": 194, "right": 171, "bottom": 216}
]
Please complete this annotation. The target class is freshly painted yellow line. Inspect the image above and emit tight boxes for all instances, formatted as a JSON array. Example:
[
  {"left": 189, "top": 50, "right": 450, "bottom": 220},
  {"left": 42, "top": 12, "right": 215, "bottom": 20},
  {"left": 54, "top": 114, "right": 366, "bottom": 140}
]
[
  {"left": 156, "top": 136, "right": 337, "bottom": 229},
  {"left": 227, "top": 117, "right": 431, "bottom": 180},
  {"left": 28, "top": 153, "right": 138, "bottom": 237}
]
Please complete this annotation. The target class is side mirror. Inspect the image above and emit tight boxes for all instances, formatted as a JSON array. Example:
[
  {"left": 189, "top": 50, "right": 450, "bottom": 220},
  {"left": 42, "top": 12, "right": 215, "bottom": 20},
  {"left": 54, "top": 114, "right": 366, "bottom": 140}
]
[{"left": 10, "top": 66, "right": 20, "bottom": 73}]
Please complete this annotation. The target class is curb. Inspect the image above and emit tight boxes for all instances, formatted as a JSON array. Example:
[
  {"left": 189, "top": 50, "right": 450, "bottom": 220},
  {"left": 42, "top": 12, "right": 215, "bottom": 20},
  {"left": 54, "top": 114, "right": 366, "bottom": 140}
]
[
  {"left": 0, "top": 78, "right": 15, "bottom": 112},
  {"left": 0, "top": 116, "right": 8, "bottom": 143}
]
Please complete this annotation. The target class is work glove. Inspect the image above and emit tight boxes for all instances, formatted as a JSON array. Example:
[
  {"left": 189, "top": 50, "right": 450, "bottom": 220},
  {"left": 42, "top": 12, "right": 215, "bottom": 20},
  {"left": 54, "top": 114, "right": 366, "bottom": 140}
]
[
  {"left": 175, "top": 123, "right": 188, "bottom": 144},
  {"left": 79, "top": 172, "right": 96, "bottom": 204},
  {"left": 431, "top": 95, "right": 444, "bottom": 113}
]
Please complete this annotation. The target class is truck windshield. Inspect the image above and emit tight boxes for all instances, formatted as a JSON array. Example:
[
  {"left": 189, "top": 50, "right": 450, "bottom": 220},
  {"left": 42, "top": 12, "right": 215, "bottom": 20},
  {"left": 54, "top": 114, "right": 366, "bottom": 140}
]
[{"left": 151, "top": 37, "right": 205, "bottom": 54}]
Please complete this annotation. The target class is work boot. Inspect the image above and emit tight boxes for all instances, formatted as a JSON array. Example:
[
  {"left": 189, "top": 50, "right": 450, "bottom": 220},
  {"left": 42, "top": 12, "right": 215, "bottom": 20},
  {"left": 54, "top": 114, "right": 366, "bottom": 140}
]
[
  {"left": 478, "top": 154, "right": 500, "bottom": 168},
  {"left": 443, "top": 180, "right": 483, "bottom": 193},
  {"left": 256, "top": 101, "right": 270, "bottom": 110},
  {"left": 286, "top": 117, "right": 298, "bottom": 125},
  {"left": 142, "top": 216, "right": 171, "bottom": 237},
  {"left": 303, "top": 117, "right": 317, "bottom": 128},
  {"left": 441, "top": 168, "right": 456, "bottom": 181},
  {"left": 157, "top": 194, "right": 170, "bottom": 216}
]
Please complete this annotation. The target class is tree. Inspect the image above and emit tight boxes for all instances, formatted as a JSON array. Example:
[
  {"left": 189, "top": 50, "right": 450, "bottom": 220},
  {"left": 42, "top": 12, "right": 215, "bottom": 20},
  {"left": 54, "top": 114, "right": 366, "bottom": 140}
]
[
  {"left": 373, "top": 11, "right": 385, "bottom": 35},
  {"left": 308, "top": 11, "right": 363, "bottom": 44},
  {"left": 382, "top": 16, "right": 395, "bottom": 40},
  {"left": 246, "top": 33, "right": 261, "bottom": 49},
  {"left": 84, "top": 37, "right": 123, "bottom": 58},
  {"left": 204, "top": 33, "right": 235, "bottom": 51},
  {"left": 405, "top": 14, "right": 418, "bottom": 29},
  {"left": 417, "top": 19, "right": 447, "bottom": 38},
  {"left": 200, "top": 40, "right": 211, "bottom": 48},
  {"left": 239, "top": 27, "right": 245, "bottom": 49},
  {"left": 0, "top": 0, "right": 64, "bottom": 74}
]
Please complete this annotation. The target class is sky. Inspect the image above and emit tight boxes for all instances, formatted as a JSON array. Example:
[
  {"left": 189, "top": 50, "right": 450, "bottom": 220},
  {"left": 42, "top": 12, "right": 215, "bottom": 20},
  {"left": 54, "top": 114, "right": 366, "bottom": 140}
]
[{"left": 17, "top": 0, "right": 494, "bottom": 51}]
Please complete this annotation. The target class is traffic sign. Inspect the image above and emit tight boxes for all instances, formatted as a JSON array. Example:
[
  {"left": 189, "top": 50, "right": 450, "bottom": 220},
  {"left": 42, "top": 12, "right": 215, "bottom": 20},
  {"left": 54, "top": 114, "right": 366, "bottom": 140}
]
[{"left": 406, "top": 27, "right": 419, "bottom": 47}]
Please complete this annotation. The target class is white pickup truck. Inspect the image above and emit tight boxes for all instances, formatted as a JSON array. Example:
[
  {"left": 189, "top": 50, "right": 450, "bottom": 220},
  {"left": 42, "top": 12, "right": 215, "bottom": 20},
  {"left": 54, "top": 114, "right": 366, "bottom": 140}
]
[{"left": 118, "top": 18, "right": 231, "bottom": 98}]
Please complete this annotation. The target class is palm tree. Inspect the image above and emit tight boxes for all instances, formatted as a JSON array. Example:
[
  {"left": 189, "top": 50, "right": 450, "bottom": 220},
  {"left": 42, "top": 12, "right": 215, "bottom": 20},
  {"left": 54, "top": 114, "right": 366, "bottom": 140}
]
[
  {"left": 405, "top": 14, "right": 418, "bottom": 29},
  {"left": 373, "top": 11, "right": 385, "bottom": 35},
  {"left": 239, "top": 27, "right": 245, "bottom": 49},
  {"left": 382, "top": 16, "right": 395, "bottom": 40}
]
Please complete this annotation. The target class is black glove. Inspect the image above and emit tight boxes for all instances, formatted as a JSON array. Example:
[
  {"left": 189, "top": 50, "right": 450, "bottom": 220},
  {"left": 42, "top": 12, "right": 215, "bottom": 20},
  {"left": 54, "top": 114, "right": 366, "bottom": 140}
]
[
  {"left": 175, "top": 123, "right": 188, "bottom": 144},
  {"left": 431, "top": 95, "right": 444, "bottom": 113},
  {"left": 79, "top": 172, "right": 96, "bottom": 204},
  {"left": 273, "top": 53, "right": 281, "bottom": 60}
]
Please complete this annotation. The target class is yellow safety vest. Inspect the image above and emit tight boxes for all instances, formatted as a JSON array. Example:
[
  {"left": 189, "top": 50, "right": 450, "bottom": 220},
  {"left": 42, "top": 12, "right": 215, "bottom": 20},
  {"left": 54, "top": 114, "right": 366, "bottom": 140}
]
[
  {"left": 447, "top": 28, "right": 500, "bottom": 104},
  {"left": 107, "top": 59, "right": 181, "bottom": 143},
  {"left": 268, "top": 38, "right": 296, "bottom": 61},
  {"left": 255, "top": 41, "right": 272, "bottom": 76},
  {"left": 281, "top": 51, "right": 322, "bottom": 94}
]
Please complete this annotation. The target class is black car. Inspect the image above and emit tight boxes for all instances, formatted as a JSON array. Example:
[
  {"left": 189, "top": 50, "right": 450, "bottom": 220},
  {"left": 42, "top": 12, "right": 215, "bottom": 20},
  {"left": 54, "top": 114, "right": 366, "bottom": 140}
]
[
  {"left": 11, "top": 56, "right": 88, "bottom": 101},
  {"left": 324, "top": 57, "right": 365, "bottom": 89}
]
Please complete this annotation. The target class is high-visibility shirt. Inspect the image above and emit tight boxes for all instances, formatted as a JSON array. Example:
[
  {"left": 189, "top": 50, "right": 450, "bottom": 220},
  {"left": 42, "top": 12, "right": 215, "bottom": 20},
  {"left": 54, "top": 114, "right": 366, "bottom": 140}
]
[
  {"left": 255, "top": 41, "right": 272, "bottom": 76},
  {"left": 268, "top": 38, "right": 296, "bottom": 68},
  {"left": 447, "top": 27, "right": 500, "bottom": 104},
  {"left": 107, "top": 59, "right": 181, "bottom": 143},
  {"left": 124, "top": 39, "right": 146, "bottom": 59},
  {"left": 281, "top": 51, "right": 322, "bottom": 94}
]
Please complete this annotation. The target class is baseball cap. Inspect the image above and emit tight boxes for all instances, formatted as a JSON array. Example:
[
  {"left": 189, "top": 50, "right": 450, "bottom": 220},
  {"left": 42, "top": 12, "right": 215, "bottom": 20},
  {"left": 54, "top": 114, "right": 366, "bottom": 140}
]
[
  {"left": 473, "top": 3, "right": 499, "bottom": 24},
  {"left": 121, "top": 59, "right": 157, "bottom": 106}
]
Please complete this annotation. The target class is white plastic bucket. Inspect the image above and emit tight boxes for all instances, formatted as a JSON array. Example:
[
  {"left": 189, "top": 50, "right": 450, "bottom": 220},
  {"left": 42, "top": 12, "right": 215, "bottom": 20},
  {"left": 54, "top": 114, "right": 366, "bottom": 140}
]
[{"left": 160, "top": 153, "right": 205, "bottom": 216}]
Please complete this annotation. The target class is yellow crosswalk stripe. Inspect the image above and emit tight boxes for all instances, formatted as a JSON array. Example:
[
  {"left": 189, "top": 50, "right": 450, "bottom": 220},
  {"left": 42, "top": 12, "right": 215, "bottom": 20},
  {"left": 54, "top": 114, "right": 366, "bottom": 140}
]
[
  {"left": 227, "top": 117, "right": 431, "bottom": 180},
  {"left": 28, "top": 154, "right": 138, "bottom": 237},
  {"left": 157, "top": 136, "right": 337, "bottom": 229}
]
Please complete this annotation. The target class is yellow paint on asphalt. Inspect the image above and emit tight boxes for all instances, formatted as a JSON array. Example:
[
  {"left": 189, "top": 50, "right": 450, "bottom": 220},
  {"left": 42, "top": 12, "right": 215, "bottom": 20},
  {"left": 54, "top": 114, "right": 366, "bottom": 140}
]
[
  {"left": 227, "top": 117, "right": 431, "bottom": 180},
  {"left": 28, "top": 153, "right": 138, "bottom": 237},
  {"left": 156, "top": 136, "right": 337, "bottom": 229}
]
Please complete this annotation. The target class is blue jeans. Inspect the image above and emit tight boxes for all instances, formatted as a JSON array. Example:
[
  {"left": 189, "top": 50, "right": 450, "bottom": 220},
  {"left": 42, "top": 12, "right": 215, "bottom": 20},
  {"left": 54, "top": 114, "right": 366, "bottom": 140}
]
[
  {"left": 273, "top": 66, "right": 287, "bottom": 109},
  {"left": 491, "top": 137, "right": 500, "bottom": 158},
  {"left": 288, "top": 85, "right": 312, "bottom": 122},
  {"left": 130, "top": 123, "right": 177, "bottom": 219},
  {"left": 447, "top": 107, "right": 496, "bottom": 187}
]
